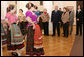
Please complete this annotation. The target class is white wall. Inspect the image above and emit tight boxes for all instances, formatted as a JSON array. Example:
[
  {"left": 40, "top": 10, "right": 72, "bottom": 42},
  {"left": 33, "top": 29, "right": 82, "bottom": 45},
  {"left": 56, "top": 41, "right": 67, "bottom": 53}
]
[
  {"left": 17, "top": 1, "right": 29, "bottom": 16},
  {"left": 1, "top": 1, "right": 8, "bottom": 19},
  {"left": 1, "top": 1, "right": 16, "bottom": 19}
]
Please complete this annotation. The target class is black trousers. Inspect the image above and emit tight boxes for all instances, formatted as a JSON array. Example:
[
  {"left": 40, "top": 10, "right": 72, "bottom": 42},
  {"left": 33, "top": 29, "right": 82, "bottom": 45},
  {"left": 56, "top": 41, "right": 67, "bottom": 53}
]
[
  {"left": 76, "top": 21, "right": 82, "bottom": 35},
  {"left": 52, "top": 22, "right": 60, "bottom": 36},
  {"left": 61, "top": 21, "right": 63, "bottom": 27},
  {"left": 63, "top": 22, "right": 69, "bottom": 37},
  {"left": 43, "top": 22, "right": 49, "bottom": 35}
]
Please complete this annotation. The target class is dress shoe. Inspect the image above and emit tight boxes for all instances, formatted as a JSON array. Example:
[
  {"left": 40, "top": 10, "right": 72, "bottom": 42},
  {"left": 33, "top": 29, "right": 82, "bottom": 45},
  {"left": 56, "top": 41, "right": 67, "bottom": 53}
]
[
  {"left": 52, "top": 34, "right": 55, "bottom": 36},
  {"left": 80, "top": 34, "right": 82, "bottom": 36},
  {"left": 75, "top": 34, "right": 78, "bottom": 36},
  {"left": 58, "top": 35, "right": 60, "bottom": 37}
]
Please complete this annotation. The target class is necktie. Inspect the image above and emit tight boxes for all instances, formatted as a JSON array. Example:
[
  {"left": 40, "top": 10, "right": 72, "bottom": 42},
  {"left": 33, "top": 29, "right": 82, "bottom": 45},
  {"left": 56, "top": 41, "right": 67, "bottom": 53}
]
[{"left": 55, "top": 10, "right": 57, "bottom": 13}]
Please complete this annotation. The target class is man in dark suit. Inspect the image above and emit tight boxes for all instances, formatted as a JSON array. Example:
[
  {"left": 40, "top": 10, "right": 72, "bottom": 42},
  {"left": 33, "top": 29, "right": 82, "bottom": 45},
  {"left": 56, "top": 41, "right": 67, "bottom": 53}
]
[
  {"left": 51, "top": 6, "right": 61, "bottom": 37},
  {"left": 76, "top": 5, "right": 83, "bottom": 36}
]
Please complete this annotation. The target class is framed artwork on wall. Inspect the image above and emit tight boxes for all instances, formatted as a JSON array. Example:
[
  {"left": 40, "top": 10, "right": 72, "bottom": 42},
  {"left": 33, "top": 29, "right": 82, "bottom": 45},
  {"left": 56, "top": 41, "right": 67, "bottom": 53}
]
[
  {"left": 52, "top": 1, "right": 54, "bottom": 5},
  {"left": 66, "top": 6, "right": 74, "bottom": 11},
  {"left": 40, "top": 1, "right": 43, "bottom": 6}
]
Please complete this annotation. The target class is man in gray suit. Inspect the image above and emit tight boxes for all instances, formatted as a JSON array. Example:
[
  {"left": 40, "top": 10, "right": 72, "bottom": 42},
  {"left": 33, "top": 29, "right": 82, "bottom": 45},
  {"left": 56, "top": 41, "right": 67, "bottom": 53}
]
[{"left": 69, "top": 8, "right": 74, "bottom": 35}]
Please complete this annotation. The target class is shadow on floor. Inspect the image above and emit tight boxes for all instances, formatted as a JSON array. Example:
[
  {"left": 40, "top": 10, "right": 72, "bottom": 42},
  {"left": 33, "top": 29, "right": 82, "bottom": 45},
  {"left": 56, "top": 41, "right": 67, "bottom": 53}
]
[{"left": 70, "top": 35, "right": 83, "bottom": 56}]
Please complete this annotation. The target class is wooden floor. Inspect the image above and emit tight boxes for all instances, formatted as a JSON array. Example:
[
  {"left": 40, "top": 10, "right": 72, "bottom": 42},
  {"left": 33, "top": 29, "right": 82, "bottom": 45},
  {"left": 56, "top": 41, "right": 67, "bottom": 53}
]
[{"left": 2, "top": 26, "right": 76, "bottom": 56}]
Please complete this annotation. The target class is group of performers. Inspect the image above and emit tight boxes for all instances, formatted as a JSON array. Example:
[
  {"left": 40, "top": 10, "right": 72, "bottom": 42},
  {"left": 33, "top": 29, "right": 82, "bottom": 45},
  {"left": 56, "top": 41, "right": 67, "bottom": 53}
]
[{"left": 1, "top": 2, "right": 44, "bottom": 56}]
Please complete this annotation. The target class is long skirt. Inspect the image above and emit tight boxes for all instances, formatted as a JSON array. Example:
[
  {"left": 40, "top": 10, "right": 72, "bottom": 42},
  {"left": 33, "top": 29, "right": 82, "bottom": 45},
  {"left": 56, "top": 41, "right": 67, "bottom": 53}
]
[
  {"left": 7, "top": 23, "right": 24, "bottom": 51},
  {"left": 34, "top": 24, "right": 44, "bottom": 56},
  {"left": 26, "top": 26, "right": 35, "bottom": 56},
  {"left": 26, "top": 24, "right": 44, "bottom": 56},
  {"left": 1, "top": 23, "right": 7, "bottom": 46},
  {"left": 18, "top": 21, "right": 28, "bottom": 36}
]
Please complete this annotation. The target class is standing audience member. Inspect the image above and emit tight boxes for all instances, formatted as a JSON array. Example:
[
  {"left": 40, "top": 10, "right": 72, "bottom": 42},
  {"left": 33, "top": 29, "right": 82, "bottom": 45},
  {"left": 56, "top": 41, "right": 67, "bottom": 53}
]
[
  {"left": 61, "top": 7, "right": 69, "bottom": 37},
  {"left": 51, "top": 6, "right": 61, "bottom": 37},
  {"left": 76, "top": 5, "right": 83, "bottom": 36},
  {"left": 68, "top": 7, "right": 74, "bottom": 35},
  {"left": 41, "top": 9, "right": 50, "bottom": 36}
]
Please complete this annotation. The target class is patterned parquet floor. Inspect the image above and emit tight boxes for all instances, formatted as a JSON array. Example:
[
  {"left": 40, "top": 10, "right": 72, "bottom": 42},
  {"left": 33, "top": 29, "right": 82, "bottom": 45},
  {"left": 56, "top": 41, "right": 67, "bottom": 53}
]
[{"left": 1, "top": 26, "right": 76, "bottom": 56}]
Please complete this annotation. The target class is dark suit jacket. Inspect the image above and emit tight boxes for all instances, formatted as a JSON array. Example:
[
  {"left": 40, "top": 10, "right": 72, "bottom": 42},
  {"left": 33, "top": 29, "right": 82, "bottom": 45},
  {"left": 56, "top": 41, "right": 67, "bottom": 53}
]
[
  {"left": 51, "top": 10, "right": 61, "bottom": 23},
  {"left": 76, "top": 10, "right": 83, "bottom": 24}
]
